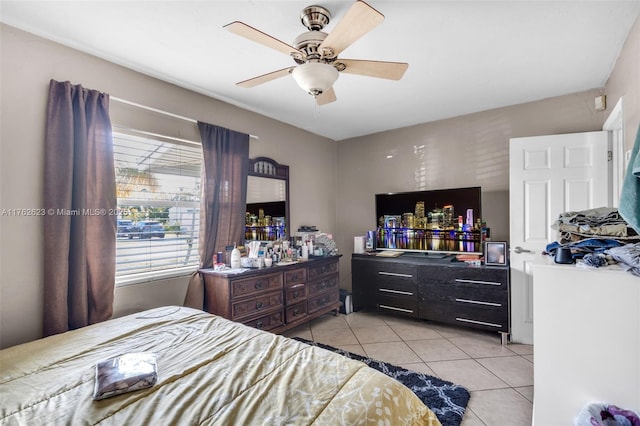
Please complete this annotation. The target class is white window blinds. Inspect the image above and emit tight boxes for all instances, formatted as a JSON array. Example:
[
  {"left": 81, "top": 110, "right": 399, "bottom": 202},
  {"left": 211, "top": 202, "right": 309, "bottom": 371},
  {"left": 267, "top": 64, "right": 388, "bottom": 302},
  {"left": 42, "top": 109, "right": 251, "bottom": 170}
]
[{"left": 113, "top": 131, "right": 201, "bottom": 282}]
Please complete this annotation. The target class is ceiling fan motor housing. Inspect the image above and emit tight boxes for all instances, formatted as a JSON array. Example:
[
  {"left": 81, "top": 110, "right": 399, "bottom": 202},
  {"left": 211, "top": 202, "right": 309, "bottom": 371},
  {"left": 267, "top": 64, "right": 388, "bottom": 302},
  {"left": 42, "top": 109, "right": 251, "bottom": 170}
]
[
  {"left": 293, "top": 31, "right": 330, "bottom": 63},
  {"left": 300, "top": 6, "right": 331, "bottom": 31}
]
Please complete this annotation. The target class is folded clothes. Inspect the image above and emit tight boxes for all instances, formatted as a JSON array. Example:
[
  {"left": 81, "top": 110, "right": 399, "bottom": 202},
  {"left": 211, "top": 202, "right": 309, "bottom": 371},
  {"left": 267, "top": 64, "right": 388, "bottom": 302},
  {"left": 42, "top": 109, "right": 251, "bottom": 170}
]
[
  {"left": 555, "top": 223, "right": 628, "bottom": 237},
  {"left": 606, "top": 242, "right": 640, "bottom": 277},
  {"left": 553, "top": 207, "right": 626, "bottom": 227},
  {"left": 545, "top": 239, "right": 623, "bottom": 260},
  {"left": 552, "top": 207, "right": 639, "bottom": 245},
  {"left": 552, "top": 207, "right": 633, "bottom": 240}
]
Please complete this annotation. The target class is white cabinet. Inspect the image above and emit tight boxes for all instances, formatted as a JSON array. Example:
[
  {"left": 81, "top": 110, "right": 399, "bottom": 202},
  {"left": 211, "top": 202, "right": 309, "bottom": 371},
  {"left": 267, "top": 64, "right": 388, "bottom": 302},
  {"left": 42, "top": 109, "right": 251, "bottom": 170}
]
[{"left": 533, "top": 258, "right": 640, "bottom": 425}]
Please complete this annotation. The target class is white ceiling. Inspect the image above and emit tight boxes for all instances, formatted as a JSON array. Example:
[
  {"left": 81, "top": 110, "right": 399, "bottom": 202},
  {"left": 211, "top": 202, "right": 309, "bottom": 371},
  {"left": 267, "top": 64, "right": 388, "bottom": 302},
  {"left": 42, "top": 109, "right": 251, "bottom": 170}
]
[{"left": 2, "top": 1, "right": 639, "bottom": 141}]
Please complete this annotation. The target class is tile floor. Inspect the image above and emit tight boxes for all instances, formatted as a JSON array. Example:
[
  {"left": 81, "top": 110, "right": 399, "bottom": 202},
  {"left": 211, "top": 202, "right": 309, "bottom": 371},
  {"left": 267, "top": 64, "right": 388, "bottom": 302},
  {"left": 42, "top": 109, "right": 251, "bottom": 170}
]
[{"left": 282, "top": 311, "right": 533, "bottom": 426}]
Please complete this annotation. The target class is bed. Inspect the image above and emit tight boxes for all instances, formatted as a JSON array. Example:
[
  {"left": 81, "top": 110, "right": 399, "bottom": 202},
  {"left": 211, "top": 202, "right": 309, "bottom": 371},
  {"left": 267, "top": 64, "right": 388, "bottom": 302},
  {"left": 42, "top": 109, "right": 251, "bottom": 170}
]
[{"left": 1, "top": 306, "right": 440, "bottom": 425}]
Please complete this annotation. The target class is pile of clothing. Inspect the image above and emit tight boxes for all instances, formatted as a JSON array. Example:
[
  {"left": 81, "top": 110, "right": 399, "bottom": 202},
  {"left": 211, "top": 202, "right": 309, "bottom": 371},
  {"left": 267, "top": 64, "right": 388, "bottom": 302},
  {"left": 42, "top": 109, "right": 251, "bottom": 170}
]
[
  {"left": 545, "top": 207, "right": 640, "bottom": 275},
  {"left": 551, "top": 207, "right": 638, "bottom": 244},
  {"left": 607, "top": 242, "right": 640, "bottom": 277},
  {"left": 575, "top": 401, "right": 640, "bottom": 426}
]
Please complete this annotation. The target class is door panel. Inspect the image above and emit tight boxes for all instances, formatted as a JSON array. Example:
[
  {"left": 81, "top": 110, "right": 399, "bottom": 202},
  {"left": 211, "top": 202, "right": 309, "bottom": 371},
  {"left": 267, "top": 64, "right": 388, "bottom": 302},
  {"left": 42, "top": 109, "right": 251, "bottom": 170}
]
[
  {"left": 564, "top": 178, "right": 592, "bottom": 211},
  {"left": 524, "top": 180, "right": 550, "bottom": 242},
  {"left": 509, "top": 131, "right": 609, "bottom": 344}
]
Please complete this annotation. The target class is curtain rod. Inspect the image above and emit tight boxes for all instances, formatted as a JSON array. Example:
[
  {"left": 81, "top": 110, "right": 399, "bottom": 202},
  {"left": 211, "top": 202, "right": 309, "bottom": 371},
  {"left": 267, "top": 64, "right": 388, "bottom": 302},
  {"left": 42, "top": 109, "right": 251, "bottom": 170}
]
[{"left": 110, "top": 96, "right": 258, "bottom": 140}]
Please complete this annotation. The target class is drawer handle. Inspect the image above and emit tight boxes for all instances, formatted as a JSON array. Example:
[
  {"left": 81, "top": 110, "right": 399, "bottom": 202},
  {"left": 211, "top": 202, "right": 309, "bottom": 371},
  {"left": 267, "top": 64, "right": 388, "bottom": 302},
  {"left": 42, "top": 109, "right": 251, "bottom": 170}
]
[
  {"left": 294, "top": 291, "right": 301, "bottom": 299},
  {"left": 255, "top": 301, "right": 264, "bottom": 309},
  {"left": 455, "top": 317, "right": 501, "bottom": 328},
  {"left": 293, "top": 308, "right": 300, "bottom": 316},
  {"left": 379, "top": 304, "right": 413, "bottom": 314},
  {"left": 379, "top": 288, "right": 413, "bottom": 296},
  {"left": 379, "top": 272, "right": 413, "bottom": 278},
  {"left": 256, "top": 321, "right": 264, "bottom": 329},
  {"left": 455, "top": 298, "right": 502, "bottom": 307},
  {"left": 454, "top": 278, "right": 501, "bottom": 286},
  {"left": 254, "top": 281, "right": 264, "bottom": 290}
]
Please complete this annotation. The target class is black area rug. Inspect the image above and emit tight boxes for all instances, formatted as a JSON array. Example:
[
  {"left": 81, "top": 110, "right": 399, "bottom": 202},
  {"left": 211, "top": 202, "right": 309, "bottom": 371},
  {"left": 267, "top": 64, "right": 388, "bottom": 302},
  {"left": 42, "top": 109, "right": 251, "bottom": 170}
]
[{"left": 293, "top": 337, "right": 470, "bottom": 426}]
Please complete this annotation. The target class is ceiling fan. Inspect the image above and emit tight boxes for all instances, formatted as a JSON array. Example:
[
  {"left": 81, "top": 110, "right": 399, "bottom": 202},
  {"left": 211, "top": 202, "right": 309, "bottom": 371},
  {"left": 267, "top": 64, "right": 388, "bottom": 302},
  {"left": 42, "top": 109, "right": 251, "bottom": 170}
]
[{"left": 224, "top": 1, "right": 409, "bottom": 106}]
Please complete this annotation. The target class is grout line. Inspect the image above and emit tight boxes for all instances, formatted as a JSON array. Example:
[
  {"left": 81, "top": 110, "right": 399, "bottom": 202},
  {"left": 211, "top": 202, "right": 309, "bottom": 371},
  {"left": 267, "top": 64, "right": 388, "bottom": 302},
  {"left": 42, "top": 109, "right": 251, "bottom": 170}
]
[
  {"left": 312, "top": 312, "right": 533, "bottom": 424},
  {"left": 521, "top": 354, "right": 534, "bottom": 365},
  {"left": 466, "top": 406, "right": 488, "bottom": 426}
]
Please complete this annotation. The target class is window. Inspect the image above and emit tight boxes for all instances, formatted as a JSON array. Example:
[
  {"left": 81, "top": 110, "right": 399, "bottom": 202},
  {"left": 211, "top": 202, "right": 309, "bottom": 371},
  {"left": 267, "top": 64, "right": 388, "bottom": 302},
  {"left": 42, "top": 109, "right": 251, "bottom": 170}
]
[{"left": 113, "top": 131, "right": 201, "bottom": 284}]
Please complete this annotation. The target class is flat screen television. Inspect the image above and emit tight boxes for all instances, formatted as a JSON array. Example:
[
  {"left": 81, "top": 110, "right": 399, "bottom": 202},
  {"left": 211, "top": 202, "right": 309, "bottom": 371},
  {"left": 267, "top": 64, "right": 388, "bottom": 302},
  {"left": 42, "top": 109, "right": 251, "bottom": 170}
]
[{"left": 375, "top": 186, "right": 483, "bottom": 254}]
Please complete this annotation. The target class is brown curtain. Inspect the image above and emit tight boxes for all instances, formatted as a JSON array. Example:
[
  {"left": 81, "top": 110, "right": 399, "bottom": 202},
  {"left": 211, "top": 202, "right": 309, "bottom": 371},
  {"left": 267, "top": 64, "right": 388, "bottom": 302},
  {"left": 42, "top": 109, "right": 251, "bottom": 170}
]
[
  {"left": 43, "top": 79, "right": 116, "bottom": 336},
  {"left": 183, "top": 122, "right": 249, "bottom": 310}
]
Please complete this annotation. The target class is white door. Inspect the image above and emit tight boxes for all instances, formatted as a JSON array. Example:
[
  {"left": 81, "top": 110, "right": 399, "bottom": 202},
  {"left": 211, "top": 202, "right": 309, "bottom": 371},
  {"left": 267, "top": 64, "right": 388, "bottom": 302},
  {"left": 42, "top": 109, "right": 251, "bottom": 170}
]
[{"left": 509, "top": 131, "right": 609, "bottom": 344}]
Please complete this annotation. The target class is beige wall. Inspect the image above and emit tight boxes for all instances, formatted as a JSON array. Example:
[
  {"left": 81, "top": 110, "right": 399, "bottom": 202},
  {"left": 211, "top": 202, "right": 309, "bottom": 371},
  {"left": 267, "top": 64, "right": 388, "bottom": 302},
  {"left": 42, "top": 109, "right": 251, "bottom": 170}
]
[
  {"left": 604, "top": 15, "right": 640, "bottom": 149},
  {"left": 335, "top": 90, "right": 607, "bottom": 290},
  {"left": 0, "top": 24, "right": 337, "bottom": 348},
  {"left": 335, "top": 13, "right": 639, "bottom": 292},
  {"left": 2, "top": 15, "right": 638, "bottom": 347}
]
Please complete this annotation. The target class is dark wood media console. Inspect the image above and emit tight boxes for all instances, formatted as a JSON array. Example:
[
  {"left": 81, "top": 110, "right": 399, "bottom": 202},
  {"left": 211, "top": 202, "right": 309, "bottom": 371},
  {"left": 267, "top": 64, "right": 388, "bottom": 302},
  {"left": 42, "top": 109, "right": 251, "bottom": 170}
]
[{"left": 352, "top": 253, "right": 510, "bottom": 343}]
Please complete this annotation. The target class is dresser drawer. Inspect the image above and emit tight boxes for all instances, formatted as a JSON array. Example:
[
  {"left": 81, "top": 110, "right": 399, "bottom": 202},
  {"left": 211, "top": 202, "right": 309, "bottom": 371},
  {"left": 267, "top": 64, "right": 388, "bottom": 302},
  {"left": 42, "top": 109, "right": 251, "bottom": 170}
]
[
  {"left": 231, "top": 273, "right": 283, "bottom": 299},
  {"left": 374, "top": 263, "right": 418, "bottom": 282},
  {"left": 286, "top": 301, "right": 308, "bottom": 323},
  {"left": 285, "top": 283, "right": 307, "bottom": 304},
  {"left": 284, "top": 268, "right": 306, "bottom": 287},
  {"left": 308, "top": 260, "right": 338, "bottom": 280},
  {"left": 424, "top": 283, "right": 508, "bottom": 307},
  {"left": 377, "top": 294, "right": 419, "bottom": 318},
  {"left": 377, "top": 279, "right": 417, "bottom": 296},
  {"left": 244, "top": 310, "right": 284, "bottom": 331},
  {"left": 232, "top": 291, "right": 283, "bottom": 320},
  {"left": 420, "top": 302, "right": 509, "bottom": 332},
  {"left": 438, "top": 267, "right": 508, "bottom": 289},
  {"left": 308, "top": 273, "right": 338, "bottom": 296},
  {"left": 308, "top": 291, "right": 339, "bottom": 314}
]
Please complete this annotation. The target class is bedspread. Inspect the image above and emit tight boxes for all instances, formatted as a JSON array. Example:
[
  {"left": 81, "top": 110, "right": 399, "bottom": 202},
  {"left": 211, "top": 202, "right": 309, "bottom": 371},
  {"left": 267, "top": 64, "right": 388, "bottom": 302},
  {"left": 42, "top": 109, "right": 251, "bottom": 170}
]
[{"left": 1, "top": 306, "right": 439, "bottom": 425}]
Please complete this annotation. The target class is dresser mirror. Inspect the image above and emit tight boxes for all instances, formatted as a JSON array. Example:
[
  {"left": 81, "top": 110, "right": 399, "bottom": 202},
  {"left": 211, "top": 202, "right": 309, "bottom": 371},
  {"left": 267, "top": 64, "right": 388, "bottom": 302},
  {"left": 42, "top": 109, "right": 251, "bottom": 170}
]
[{"left": 246, "top": 157, "right": 290, "bottom": 242}]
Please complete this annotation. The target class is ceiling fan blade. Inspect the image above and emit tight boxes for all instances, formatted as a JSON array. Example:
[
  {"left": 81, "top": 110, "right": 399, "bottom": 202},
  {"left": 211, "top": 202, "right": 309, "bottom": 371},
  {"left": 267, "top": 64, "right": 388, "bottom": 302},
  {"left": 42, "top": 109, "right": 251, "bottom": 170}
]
[
  {"left": 224, "top": 21, "right": 301, "bottom": 57},
  {"left": 316, "top": 87, "right": 337, "bottom": 106},
  {"left": 237, "top": 67, "right": 294, "bottom": 88},
  {"left": 319, "top": 1, "right": 384, "bottom": 57},
  {"left": 338, "top": 59, "right": 408, "bottom": 80}
]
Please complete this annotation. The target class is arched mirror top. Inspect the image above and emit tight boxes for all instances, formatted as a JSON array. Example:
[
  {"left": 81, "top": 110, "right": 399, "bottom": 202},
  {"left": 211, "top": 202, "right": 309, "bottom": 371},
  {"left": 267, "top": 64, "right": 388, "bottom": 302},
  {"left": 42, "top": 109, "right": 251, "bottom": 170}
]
[
  {"left": 246, "top": 157, "right": 290, "bottom": 242},
  {"left": 248, "top": 157, "right": 289, "bottom": 180}
]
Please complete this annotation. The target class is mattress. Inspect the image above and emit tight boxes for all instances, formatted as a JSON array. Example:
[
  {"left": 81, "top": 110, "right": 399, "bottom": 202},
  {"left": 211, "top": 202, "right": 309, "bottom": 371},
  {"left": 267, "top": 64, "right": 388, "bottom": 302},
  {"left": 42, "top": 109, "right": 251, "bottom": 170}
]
[{"left": 1, "top": 306, "right": 440, "bottom": 425}]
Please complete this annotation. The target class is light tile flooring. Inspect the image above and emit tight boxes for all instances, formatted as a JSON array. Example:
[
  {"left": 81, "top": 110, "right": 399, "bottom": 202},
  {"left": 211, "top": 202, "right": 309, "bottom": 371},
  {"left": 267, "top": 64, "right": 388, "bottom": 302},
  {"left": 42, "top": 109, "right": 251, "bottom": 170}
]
[{"left": 282, "top": 311, "right": 533, "bottom": 426}]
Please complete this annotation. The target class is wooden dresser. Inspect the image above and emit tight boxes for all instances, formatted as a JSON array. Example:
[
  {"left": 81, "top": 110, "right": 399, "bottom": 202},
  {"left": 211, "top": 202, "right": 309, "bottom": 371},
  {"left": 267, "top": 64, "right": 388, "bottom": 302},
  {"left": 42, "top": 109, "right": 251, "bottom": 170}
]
[{"left": 201, "top": 256, "right": 341, "bottom": 333}]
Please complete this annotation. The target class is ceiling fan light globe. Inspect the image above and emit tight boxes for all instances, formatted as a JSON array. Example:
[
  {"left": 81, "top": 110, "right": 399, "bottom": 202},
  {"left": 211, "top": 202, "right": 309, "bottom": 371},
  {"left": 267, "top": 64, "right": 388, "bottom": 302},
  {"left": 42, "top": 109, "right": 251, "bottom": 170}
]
[{"left": 292, "top": 62, "right": 338, "bottom": 96}]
